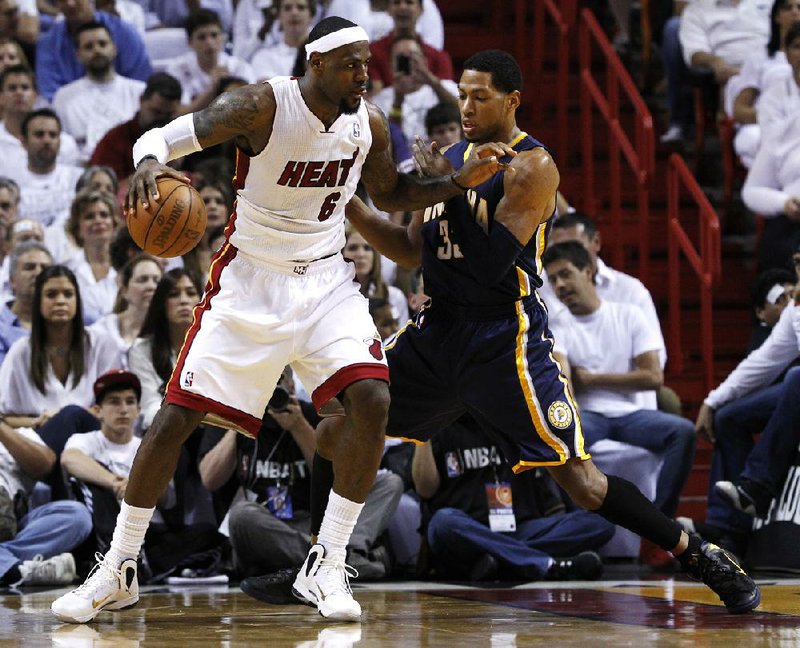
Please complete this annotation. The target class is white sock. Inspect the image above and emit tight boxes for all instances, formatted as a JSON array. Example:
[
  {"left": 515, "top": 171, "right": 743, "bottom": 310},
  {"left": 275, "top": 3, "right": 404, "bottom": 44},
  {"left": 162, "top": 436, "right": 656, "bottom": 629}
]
[
  {"left": 317, "top": 490, "right": 364, "bottom": 563},
  {"left": 104, "top": 501, "right": 155, "bottom": 567}
]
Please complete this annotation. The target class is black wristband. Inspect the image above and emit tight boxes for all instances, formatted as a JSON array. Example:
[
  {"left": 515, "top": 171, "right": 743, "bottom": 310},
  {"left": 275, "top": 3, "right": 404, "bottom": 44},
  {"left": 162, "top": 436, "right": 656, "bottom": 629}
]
[{"left": 450, "top": 172, "right": 469, "bottom": 192}]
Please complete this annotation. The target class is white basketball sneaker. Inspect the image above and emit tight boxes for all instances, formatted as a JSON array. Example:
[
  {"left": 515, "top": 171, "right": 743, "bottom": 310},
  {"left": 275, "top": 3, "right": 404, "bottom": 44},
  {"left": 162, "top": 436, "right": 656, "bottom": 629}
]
[
  {"left": 51, "top": 553, "right": 139, "bottom": 623},
  {"left": 17, "top": 553, "right": 77, "bottom": 586},
  {"left": 293, "top": 544, "right": 361, "bottom": 621}
]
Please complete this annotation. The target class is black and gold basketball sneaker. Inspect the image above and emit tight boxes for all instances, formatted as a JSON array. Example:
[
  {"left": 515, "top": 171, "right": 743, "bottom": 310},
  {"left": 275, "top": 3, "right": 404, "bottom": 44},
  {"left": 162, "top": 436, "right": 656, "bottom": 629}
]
[{"left": 681, "top": 537, "right": 761, "bottom": 614}]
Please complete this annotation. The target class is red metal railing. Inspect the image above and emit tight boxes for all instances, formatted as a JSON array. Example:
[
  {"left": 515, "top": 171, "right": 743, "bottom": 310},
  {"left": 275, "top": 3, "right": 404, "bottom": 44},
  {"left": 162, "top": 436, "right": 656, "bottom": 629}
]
[
  {"left": 667, "top": 154, "right": 721, "bottom": 392},
  {"left": 578, "top": 8, "right": 655, "bottom": 283},
  {"left": 531, "top": 0, "right": 577, "bottom": 163}
]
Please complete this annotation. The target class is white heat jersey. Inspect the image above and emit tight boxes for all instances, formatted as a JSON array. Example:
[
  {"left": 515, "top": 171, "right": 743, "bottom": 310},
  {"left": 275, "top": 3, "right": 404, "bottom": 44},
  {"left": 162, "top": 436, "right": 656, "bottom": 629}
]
[{"left": 229, "top": 76, "right": 372, "bottom": 263}]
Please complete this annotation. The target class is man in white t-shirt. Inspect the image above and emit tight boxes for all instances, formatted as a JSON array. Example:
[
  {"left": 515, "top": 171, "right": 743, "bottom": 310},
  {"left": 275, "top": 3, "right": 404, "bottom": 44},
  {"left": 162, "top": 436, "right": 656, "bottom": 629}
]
[
  {"left": 165, "top": 8, "right": 255, "bottom": 111},
  {"left": 0, "top": 65, "right": 80, "bottom": 178},
  {"left": 0, "top": 417, "right": 91, "bottom": 587},
  {"left": 544, "top": 241, "right": 696, "bottom": 519},
  {"left": 9, "top": 109, "right": 83, "bottom": 229},
  {"left": 52, "top": 21, "right": 146, "bottom": 163}
]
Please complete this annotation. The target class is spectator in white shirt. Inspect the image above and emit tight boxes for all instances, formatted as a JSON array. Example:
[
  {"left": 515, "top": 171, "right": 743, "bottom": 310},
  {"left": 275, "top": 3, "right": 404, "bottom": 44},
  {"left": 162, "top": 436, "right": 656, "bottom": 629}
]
[
  {"left": 544, "top": 241, "right": 696, "bottom": 519},
  {"left": 89, "top": 253, "right": 162, "bottom": 364},
  {"left": 0, "top": 265, "right": 122, "bottom": 429},
  {"left": 63, "top": 190, "right": 120, "bottom": 325},
  {"left": 0, "top": 217, "right": 43, "bottom": 305},
  {"left": 249, "top": 0, "right": 314, "bottom": 81},
  {"left": 0, "top": 65, "right": 80, "bottom": 177},
  {"left": 12, "top": 109, "right": 83, "bottom": 230},
  {"left": 165, "top": 9, "right": 255, "bottom": 113},
  {"left": 52, "top": 22, "right": 146, "bottom": 163}
]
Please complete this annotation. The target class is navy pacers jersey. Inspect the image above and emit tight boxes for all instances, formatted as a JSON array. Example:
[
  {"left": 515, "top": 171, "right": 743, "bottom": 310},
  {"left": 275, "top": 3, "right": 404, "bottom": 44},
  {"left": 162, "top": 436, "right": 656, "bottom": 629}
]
[{"left": 420, "top": 132, "right": 551, "bottom": 309}]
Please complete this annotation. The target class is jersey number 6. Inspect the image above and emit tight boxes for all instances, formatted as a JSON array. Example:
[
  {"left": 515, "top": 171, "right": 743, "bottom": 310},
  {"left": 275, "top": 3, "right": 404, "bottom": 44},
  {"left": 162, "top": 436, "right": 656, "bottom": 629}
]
[{"left": 318, "top": 192, "right": 342, "bottom": 222}]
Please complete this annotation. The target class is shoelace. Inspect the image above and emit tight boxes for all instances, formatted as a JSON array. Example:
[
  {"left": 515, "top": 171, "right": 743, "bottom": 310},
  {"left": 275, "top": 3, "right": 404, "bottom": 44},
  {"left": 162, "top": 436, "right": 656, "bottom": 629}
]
[
  {"left": 72, "top": 553, "right": 121, "bottom": 597},
  {"left": 316, "top": 557, "right": 359, "bottom": 595}
]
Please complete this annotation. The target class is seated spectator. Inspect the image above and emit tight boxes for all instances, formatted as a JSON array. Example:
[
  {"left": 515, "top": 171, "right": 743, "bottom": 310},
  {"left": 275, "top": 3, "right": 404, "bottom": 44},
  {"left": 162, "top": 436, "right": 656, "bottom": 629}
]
[
  {"left": 63, "top": 190, "right": 119, "bottom": 324},
  {"left": 694, "top": 262, "right": 800, "bottom": 553},
  {"left": 371, "top": 35, "right": 458, "bottom": 152},
  {"left": 182, "top": 179, "right": 232, "bottom": 279},
  {"left": 0, "top": 241, "right": 51, "bottom": 366},
  {"left": 128, "top": 268, "right": 201, "bottom": 430},
  {"left": 724, "top": 0, "right": 798, "bottom": 167},
  {"left": 368, "top": 0, "right": 450, "bottom": 96},
  {"left": 368, "top": 0, "right": 445, "bottom": 57},
  {"left": 165, "top": 9, "right": 255, "bottom": 113},
  {"left": 369, "top": 297, "right": 399, "bottom": 342},
  {"left": 0, "top": 175, "right": 18, "bottom": 230},
  {"left": 89, "top": 72, "right": 182, "bottom": 185},
  {"left": 0, "top": 65, "right": 80, "bottom": 176},
  {"left": 542, "top": 211, "right": 667, "bottom": 411},
  {"left": 345, "top": 226, "right": 409, "bottom": 326},
  {"left": 0, "top": 0, "right": 38, "bottom": 51},
  {"left": 62, "top": 369, "right": 226, "bottom": 581},
  {"left": 413, "top": 414, "right": 614, "bottom": 582},
  {"left": 35, "top": 0, "right": 151, "bottom": 102},
  {"left": 424, "top": 100, "right": 460, "bottom": 148},
  {"left": 75, "top": 165, "right": 120, "bottom": 204},
  {"left": 7, "top": 108, "right": 83, "bottom": 230},
  {"left": 142, "top": 0, "right": 233, "bottom": 33},
  {"left": 0, "top": 265, "right": 122, "bottom": 429},
  {"left": 52, "top": 22, "right": 146, "bottom": 162},
  {"left": 544, "top": 242, "right": 696, "bottom": 520},
  {"left": 0, "top": 37, "right": 29, "bottom": 116},
  {"left": 0, "top": 418, "right": 92, "bottom": 588},
  {"left": 90, "top": 254, "right": 161, "bottom": 365},
  {"left": 249, "top": 0, "right": 314, "bottom": 81},
  {"left": 0, "top": 217, "right": 42, "bottom": 302},
  {"left": 200, "top": 367, "right": 403, "bottom": 590},
  {"left": 747, "top": 267, "right": 796, "bottom": 353}
]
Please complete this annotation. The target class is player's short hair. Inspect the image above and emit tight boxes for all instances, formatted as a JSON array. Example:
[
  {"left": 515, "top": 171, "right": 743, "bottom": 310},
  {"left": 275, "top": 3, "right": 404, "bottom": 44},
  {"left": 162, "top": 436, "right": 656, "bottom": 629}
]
[
  {"left": 0, "top": 63, "right": 35, "bottom": 92},
  {"left": 751, "top": 268, "right": 796, "bottom": 309},
  {"left": 142, "top": 72, "right": 182, "bottom": 102},
  {"left": 552, "top": 210, "right": 599, "bottom": 239},
  {"left": 74, "top": 20, "right": 113, "bottom": 45},
  {"left": 185, "top": 8, "right": 222, "bottom": 38},
  {"left": 307, "top": 16, "right": 358, "bottom": 44},
  {"left": 542, "top": 240, "right": 593, "bottom": 272},
  {"left": 21, "top": 108, "right": 61, "bottom": 138},
  {"left": 463, "top": 49, "right": 522, "bottom": 94},
  {"left": 425, "top": 102, "right": 461, "bottom": 134}
]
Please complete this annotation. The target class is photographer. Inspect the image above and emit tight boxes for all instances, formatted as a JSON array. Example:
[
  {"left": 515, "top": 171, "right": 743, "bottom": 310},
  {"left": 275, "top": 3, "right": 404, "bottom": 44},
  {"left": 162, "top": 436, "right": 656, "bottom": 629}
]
[{"left": 198, "top": 367, "right": 403, "bottom": 593}]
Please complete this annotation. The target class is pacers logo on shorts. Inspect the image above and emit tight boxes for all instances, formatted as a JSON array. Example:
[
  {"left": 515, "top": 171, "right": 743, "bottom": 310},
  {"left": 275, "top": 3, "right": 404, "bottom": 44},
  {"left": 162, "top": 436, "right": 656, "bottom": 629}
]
[{"left": 547, "top": 400, "right": 573, "bottom": 430}]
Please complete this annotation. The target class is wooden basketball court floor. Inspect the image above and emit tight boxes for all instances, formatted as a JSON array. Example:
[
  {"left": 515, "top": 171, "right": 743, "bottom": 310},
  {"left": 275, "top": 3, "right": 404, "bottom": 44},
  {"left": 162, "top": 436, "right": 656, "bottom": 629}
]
[{"left": 4, "top": 573, "right": 800, "bottom": 647}]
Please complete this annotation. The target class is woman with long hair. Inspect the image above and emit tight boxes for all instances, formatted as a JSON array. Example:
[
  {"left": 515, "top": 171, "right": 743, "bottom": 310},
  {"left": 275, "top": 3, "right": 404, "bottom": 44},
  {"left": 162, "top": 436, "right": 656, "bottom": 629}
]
[
  {"left": 65, "top": 190, "right": 120, "bottom": 324},
  {"left": 89, "top": 253, "right": 163, "bottom": 365},
  {"left": 128, "top": 268, "right": 203, "bottom": 429},
  {"left": 0, "top": 265, "right": 122, "bottom": 428},
  {"left": 344, "top": 226, "right": 409, "bottom": 325}
]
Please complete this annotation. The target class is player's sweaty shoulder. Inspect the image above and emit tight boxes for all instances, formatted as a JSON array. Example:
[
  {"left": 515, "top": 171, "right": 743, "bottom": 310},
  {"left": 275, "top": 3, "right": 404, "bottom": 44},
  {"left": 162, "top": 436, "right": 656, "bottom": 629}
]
[{"left": 507, "top": 147, "right": 559, "bottom": 195}]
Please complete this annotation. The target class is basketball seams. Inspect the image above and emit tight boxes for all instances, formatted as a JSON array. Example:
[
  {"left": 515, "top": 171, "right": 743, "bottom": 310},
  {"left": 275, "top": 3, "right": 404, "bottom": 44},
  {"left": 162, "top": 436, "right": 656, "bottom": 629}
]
[
  {"left": 159, "top": 185, "right": 196, "bottom": 257},
  {"left": 139, "top": 183, "right": 183, "bottom": 253}
]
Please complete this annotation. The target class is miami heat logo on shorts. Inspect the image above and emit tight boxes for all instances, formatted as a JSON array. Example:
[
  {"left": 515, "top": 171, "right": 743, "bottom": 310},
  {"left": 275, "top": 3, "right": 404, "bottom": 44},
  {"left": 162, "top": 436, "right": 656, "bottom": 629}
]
[
  {"left": 547, "top": 400, "right": 573, "bottom": 429},
  {"left": 364, "top": 336, "right": 383, "bottom": 360}
]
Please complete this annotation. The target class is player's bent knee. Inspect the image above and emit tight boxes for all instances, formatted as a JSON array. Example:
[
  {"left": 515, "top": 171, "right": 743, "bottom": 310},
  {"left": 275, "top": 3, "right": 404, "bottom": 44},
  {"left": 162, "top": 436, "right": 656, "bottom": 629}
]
[
  {"left": 343, "top": 379, "right": 390, "bottom": 426},
  {"left": 147, "top": 404, "right": 205, "bottom": 445}
]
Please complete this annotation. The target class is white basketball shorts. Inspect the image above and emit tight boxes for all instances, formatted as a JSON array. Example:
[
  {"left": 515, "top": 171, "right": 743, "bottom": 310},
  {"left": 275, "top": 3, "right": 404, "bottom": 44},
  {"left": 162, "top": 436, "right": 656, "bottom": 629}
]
[{"left": 165, "top": 243, "right": 389, "bottom": 436}]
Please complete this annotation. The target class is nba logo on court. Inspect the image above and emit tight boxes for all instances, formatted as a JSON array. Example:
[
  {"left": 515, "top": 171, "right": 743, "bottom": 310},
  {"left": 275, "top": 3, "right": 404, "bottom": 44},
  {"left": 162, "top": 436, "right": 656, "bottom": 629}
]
[{"left": 183, "top": 371, "right": 194, "bottom": 387}]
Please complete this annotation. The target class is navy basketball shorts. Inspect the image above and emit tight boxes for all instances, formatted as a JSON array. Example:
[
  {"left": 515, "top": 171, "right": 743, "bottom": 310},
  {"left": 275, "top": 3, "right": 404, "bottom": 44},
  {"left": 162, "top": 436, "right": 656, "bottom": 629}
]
[{"left": 384, "top": 302, "right": 590, "bottom": 472}]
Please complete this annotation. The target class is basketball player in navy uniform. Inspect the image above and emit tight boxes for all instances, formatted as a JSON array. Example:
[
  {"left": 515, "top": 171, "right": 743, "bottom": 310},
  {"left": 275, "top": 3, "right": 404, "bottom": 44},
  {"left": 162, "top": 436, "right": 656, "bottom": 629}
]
[
  {"left": 310, "top": 50, "right": 760, "bottom": 614},
  {"left": 51, "top": 18, "right": 514, "bottom": 624}
]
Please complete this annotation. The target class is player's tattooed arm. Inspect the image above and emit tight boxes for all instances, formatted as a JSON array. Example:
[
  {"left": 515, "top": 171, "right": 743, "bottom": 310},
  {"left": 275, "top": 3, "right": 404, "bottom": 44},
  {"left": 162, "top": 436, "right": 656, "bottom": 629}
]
[
  {"left": 193, "top": 83, "right": 276, "bottom": 154},
  {"left": 361, "top": 105, "right": 513, "bottom": 211}
]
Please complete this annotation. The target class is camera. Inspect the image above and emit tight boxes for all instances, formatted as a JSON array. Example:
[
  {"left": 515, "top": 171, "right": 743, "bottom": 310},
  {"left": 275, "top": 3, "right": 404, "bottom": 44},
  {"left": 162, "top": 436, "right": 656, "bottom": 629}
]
[
  {"left": 268, "top": 385, "right": 290, "bottom": 411},
  {"left": 396, "top": 54, "right": 411, "bottom": 75}
]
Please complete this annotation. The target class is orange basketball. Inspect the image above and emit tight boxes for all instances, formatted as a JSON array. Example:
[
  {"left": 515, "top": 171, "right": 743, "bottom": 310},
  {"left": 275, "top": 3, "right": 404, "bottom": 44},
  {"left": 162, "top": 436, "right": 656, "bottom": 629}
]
[{"left": 128, "top": 177, "right": 207, "bottom": 258}]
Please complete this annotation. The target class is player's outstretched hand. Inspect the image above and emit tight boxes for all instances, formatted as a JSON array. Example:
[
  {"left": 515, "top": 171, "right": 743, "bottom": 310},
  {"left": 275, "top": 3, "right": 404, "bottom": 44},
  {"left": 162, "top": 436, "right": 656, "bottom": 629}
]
[
  {"left": 412, "top": 136, "right": 453, "bottom": 177},
  {"left": 452, "top": 141, "right": 517, "bottom": 189},
  {"left": 124, "top": 158, "right": 190, "bottom": 216}
]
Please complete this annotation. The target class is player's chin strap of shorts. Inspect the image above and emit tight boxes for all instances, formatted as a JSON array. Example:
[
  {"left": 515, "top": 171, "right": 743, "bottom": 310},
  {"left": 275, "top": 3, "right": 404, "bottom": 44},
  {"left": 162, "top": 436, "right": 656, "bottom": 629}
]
[
  {"left": 132, "top": 113, "right": 203, "bottom": 167},
  {"left": 457, "top": 216, "right": 524, "bottom": 287}
]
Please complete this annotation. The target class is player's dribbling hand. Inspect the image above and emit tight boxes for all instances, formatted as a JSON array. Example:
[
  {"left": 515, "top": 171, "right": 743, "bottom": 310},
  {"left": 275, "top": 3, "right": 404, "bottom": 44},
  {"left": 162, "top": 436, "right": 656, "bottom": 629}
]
[
  {"left": 452, "top": 142, "right": 517, "bottom": 188},
  {"left": 124, "top": 158, "right": 190, "bottom": 216}
]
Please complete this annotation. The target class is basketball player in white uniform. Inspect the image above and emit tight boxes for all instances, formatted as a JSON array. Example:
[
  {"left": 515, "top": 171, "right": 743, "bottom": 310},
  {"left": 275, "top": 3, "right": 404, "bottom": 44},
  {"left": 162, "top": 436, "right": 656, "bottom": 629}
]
[{"left": 52, "top": 16, "right": 513, "bottom": 623}]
